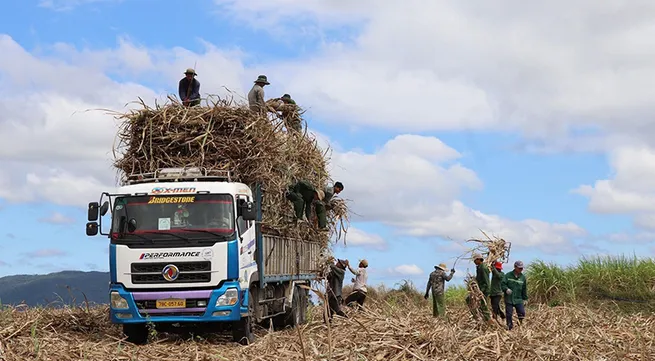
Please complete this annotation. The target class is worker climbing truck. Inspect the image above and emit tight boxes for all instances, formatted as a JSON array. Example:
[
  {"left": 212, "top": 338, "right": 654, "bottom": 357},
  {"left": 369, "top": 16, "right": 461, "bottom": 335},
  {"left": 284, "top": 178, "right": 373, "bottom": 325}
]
[{"left": 85, "top": 167, "right": 320, "bottom": 344}]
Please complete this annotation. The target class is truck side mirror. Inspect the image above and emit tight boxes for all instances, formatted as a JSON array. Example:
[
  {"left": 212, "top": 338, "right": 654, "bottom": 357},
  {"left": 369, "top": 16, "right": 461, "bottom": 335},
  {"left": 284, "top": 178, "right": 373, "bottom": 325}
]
[
  {"left": 99, "top": 201, "right": 110, "bottom": 216},
  {"left": 88, "top": 202, "right": 99, "bottom": 221},
  {"left": 241, "top": 202, "right": 256, "bottom": 221},
  {"left": 86, "top": 222, "right": 98, "bottom": 236},
  {"left": 127, "top": 218, "right": 138, "bottom": 233}
]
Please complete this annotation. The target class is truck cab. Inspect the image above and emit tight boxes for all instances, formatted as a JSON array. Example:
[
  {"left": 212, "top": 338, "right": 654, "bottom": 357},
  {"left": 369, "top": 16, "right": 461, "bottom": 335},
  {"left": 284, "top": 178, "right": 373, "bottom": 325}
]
[{"left": 86, "top": 167, "right": 313, "bottom": 344}]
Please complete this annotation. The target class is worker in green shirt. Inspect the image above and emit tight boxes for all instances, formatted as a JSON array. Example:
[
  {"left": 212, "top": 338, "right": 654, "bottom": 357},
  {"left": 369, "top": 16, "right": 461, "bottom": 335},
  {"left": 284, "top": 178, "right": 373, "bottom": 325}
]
[
  {"left": 466, "top": 253, "right": 492, "bottom": 324},
  {"left": 285, "top": 180, "right": 328, "bottom": 230},
  {"left": 501, "top": 260, "right": 528, "bottom": 330},
  {"left": 490, "top": 261, "right": 506, "bottom": 320}
]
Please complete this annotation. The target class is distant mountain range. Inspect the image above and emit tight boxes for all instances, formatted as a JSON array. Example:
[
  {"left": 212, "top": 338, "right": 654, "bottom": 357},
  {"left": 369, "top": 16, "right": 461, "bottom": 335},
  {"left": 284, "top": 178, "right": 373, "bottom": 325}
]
[{"left": 0, "top": 271, "right": 110, "bottom": 307}]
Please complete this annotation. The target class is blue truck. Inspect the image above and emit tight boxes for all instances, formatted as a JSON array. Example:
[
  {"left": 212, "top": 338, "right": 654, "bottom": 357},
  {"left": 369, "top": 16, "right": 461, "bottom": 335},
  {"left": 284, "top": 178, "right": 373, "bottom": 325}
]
[{"left": 85, "top": 167, "right": 321, "bottom": 344}]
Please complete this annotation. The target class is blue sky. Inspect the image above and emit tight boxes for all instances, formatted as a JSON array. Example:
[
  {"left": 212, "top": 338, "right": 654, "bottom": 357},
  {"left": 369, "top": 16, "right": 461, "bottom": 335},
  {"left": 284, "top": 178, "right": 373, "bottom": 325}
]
[{"left": 1, "top": 0, "right": 655, "bottom": 291}]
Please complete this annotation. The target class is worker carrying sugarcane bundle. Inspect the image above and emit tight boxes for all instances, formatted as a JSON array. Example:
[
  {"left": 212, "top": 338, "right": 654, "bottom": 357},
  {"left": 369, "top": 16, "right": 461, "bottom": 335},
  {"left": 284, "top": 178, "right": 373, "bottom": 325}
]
[{"left": 268, "top": 94, "right": 303, "bottom": 133}]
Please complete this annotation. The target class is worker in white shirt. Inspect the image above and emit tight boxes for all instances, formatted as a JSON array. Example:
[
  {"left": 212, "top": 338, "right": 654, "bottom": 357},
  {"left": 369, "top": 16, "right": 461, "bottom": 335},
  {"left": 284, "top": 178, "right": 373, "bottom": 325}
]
[{"left": 344, "top": 259, "right": 369, "bottom": 309}]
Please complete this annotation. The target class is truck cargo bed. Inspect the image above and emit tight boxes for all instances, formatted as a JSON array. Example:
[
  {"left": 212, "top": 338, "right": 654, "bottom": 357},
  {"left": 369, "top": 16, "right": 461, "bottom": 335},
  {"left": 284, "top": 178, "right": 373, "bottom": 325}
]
[{"left": 259, "top": 234, "right": 321, "bottom": 283}]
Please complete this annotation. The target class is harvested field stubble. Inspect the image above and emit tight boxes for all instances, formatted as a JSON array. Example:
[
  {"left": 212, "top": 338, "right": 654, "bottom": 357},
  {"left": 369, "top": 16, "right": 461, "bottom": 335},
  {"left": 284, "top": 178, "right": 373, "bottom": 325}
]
[
  {"left": 108, "top": 97, "right": 350, "bottom": 258},
  {"left": 1, "top": 301, "right": 654, "bottom": 361}
]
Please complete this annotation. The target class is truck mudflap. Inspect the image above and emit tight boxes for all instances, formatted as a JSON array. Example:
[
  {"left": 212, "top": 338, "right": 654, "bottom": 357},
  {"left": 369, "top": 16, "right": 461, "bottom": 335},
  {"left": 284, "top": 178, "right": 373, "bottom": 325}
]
[{"left": 108, "top": 282, "right": 249, "bottom": 324}]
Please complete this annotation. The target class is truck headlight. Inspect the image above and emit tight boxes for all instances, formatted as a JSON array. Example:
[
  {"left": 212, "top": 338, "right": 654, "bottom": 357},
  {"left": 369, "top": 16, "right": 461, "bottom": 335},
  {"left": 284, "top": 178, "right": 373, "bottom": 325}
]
[
  {"left": 110, "top": 291, "right": 129, "bottom": 309},
  {"left": 216, "top": 288, "right": 239, "bottom": 306}
]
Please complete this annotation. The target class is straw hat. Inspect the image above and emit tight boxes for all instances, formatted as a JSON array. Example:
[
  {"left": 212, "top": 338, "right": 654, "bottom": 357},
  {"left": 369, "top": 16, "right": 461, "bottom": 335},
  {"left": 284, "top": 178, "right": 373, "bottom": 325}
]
[
  {"left": 184, "top": 68, "right": 197, "bottom": 76},
  {"left": 472, "top": 253, "right": 483, "bottom": 260},
  {"left": 436, "top": 263, "right": 448, "bottom": 271}
]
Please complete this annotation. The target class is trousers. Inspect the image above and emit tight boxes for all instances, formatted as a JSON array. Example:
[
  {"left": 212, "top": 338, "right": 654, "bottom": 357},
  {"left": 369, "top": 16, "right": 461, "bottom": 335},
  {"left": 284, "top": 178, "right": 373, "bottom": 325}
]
[{"left": 505, "top": 302, "right": 526, "bottom": 330}]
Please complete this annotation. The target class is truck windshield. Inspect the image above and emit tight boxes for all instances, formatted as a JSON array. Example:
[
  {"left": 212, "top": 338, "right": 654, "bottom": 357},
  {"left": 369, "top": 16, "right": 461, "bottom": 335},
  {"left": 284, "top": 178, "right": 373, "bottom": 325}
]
[{"left": 110, "top": 193, "right": 235, "bottom": 242}]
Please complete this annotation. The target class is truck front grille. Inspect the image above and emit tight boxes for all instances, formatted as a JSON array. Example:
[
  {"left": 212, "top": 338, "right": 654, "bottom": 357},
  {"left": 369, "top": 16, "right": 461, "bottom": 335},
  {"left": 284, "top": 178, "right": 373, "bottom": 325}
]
[
  {"left": 130, "top": 261, "right": 211, "bottom": 284},
  {"left": 135, "top": 298, "right": 210, "bottom": 310}
]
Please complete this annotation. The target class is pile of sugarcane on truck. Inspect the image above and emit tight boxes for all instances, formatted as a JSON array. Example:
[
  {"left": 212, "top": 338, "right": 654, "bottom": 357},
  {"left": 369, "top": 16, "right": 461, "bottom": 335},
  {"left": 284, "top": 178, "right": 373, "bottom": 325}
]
[{"left": 86, "top": 167, "right": 321, "bottom": 344}]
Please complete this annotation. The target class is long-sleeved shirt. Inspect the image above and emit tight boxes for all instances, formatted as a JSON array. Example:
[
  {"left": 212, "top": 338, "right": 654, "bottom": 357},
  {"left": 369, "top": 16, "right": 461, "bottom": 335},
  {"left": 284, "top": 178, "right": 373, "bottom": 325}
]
[
  {"left": 501, "top": 271, "right": 528, "bottom": 305},
  {"left": 178, "top": 78, "right": 200, "bottom": 101},
  {"left": 248, "top": 84, "right": 266, "bottom": 113},
  {"left": 348, "top": 265, "right": 368, "bottom": 293},
  {"left": 476, "top": 262, "right": 491, "bottom": 296},
  {"left": 425, "top": 268, "right": 454, "bottom": 296},
  {"left": 490, "top": 268, "right": 504, "bottom": 296},
  {"left": 327, "top": 264, "right": 345, "bottom": 298}
]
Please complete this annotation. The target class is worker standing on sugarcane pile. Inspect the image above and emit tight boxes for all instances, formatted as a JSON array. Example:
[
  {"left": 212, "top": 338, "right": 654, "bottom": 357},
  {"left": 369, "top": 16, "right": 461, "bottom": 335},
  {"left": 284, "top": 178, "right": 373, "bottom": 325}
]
[
  {"left": 178, "top": 68, "right": 200, "bottom": 107},
  {"left": 344, "top": 259, "right": 368, "bottom": 309},
  {"left": 490, "top": 261, "right": 506, "bottom": 320},
  {"left": 467, "top": 253, "right": 493, "bottom": 324},
  {"left": 285, "top": 180, "right": 328, "bottom": 231},
  {"left": 325, "top": 258, "right": 348, "bottom": 322},
  {"left": 501, "top": 260, "right": 528, "bottom": 330},
  {"left": 247, "top": 75, "right": 270, "bottom": 114},
  {"left": 424, "top": 263, "right": 455, "bottom": 317}
]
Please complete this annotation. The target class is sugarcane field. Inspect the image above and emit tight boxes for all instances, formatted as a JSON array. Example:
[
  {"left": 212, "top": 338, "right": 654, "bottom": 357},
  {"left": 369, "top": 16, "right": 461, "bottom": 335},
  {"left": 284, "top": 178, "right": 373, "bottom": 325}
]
[{"left": 3, "top": 2, "right": 655, "bottom": 361}]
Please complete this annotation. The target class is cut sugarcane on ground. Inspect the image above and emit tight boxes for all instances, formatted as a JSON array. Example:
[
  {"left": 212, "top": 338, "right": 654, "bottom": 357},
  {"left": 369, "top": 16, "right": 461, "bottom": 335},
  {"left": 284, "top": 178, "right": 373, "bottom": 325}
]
[
  {"left": 1, "top": 295, "right": 653, "bottom": 361},
  {"left": 107, "top": 96, "right": 350, "bottom": 259}
]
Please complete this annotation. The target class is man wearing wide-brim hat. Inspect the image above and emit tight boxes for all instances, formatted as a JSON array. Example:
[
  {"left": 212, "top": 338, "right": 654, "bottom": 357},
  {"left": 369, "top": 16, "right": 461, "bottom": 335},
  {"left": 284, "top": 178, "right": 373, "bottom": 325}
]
[
  {"left": 178, "top": 68, "right": 201, "bottom": 107},
  {"left": 424, "top": 262, "right": 455, "bottom": 317},
  {"left": 248, "top": 75, "right": 270, "bottom": 114}
]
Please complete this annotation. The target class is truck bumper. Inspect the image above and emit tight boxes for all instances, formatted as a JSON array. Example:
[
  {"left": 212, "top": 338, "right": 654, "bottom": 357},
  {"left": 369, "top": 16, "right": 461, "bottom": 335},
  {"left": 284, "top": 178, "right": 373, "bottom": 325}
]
[{"left": 109, "top": 282, "right": 248, "bottom": 324}]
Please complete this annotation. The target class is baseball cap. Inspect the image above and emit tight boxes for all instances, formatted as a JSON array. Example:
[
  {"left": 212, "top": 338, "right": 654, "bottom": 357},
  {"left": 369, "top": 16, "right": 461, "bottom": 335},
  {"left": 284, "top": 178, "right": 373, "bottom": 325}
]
[{"left": 514, "top": 260, "right": 524, "bottom": 268}]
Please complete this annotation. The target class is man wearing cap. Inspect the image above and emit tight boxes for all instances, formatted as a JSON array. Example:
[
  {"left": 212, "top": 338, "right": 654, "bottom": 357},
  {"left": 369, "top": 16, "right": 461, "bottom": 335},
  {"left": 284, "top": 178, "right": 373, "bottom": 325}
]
[
  {"left": 424, "top": 263, "right": 455, "bottom": 317},
  {"left": 344, "top": 259, "right": 369, "bottom": 309},
  {"left": 179, "top": 68, "right": 201, "bottom": 107},
  {"left": 501, "top": 260, "right": 528, "bottom": 330},
  {"left": 468, "top": 253, "right": 492, "bottom": 324},
  {"left": 326, "top": 258, "right": 347, "bottom": 321},
  {"left": 490, "top": 261, "right": 506, "bottom": 320},
  {"left": 285, "top": 180, "right": 328, "bottom": 230},
  {"left": 248, "top": 75, "right": 270, "bottom": 114}
]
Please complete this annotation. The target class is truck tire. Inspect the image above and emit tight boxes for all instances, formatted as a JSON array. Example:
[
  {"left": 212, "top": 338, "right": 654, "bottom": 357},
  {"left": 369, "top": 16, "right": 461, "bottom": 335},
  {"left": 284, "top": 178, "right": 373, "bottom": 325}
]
[
  {"left": 123, "top": 323, "right": 148, "bottom": 345},
  {"left": 232, "top": 287, "right": 256, "bottom": 345},
  {"left": 286, "top": 284, "right": 308, "bottom": 327}
]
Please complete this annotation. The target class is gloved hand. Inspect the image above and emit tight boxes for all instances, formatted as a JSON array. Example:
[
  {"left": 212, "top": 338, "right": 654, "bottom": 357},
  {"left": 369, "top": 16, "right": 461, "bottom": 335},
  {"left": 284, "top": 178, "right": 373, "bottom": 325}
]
[
  {"left": 424, "top": 294, "right": 429, "bottom": 300},
  {"left": 506, "top": 289, "right": 512, "bottom": 295},
  {"left": 451, "top": 268, "right": 456, "bottom": 273}
]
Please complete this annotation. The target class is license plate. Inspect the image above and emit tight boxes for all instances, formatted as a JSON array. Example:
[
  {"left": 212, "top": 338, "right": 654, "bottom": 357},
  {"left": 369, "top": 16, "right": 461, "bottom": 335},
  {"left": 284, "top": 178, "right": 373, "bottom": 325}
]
[{"left": 156, "top": 299, "right": 186, "bottom": 309}]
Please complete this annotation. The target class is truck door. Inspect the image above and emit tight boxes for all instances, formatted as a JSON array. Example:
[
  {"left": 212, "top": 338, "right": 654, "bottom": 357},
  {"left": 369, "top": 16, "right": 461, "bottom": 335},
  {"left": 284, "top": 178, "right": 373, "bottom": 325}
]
[{"left": 236, "top": 194, "right": 256, "bottom": 287}]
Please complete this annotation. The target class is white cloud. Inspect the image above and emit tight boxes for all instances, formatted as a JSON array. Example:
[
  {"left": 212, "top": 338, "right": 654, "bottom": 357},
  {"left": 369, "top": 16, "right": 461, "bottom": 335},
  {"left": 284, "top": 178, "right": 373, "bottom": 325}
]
[
  {"left": 574, "top": 145, "right": 655, "bottom": 227},
  {"left": 215, "top": 1, "right": 655, "bottom": 151},
  {"left": 388, "top": 264, "right": 423, "bottom": 276},
  {"left": 330, "top": 134, "right": 585, "bottom": 250},
  {"left": 341, "top": 227, "right": 387, "bottom": 250},
  {"left": 39, "top": 212, "right": 76, "bottom": 225}
]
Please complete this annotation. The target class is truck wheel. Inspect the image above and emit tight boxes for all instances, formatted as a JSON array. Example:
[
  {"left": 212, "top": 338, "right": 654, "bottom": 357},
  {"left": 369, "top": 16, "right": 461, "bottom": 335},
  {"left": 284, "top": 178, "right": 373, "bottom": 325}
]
[
  {"left": 286, "top": 285, "right": 308, "bottom": 327},
  {"left": 232, "top": 288, "right": 255, "bottom": 345},
  {"left": 123, "top": 323, "right": 148, "bottom": 345}
]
